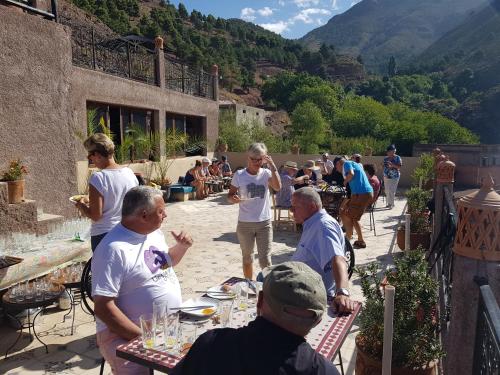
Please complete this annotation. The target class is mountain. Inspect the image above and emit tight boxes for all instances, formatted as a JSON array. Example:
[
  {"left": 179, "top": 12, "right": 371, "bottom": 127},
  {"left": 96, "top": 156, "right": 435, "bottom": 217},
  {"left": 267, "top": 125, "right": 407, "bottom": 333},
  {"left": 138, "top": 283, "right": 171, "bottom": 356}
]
[
  {"left": 419, "top": 0, "right": 500, "bottom": 92},
  {"left": 300, "top": 0, "right": 488, "bottom": 72}
]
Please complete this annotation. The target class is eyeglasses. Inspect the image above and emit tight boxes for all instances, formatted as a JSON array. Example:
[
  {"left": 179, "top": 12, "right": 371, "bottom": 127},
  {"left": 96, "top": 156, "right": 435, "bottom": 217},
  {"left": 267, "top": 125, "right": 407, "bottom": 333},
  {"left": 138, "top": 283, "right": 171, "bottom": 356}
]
[{"left": 249, "top": 157, "right": 263, "bottom": 162}]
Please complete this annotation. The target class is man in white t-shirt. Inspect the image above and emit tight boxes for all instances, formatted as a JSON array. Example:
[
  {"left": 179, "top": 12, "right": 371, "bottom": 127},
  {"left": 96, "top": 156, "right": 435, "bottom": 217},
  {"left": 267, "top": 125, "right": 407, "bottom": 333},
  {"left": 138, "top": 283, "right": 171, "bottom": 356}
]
[
  {"left": 228, "top": 143, "right": 281, "bottom": 280},
  {"left": 92, "top": 186, "right": 193, "bottom": 374}
]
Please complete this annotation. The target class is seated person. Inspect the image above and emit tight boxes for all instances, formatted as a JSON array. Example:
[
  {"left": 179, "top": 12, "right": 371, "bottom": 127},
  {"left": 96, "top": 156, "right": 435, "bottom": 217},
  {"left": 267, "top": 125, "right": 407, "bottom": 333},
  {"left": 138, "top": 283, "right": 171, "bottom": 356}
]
[
  {"left": 171, "top": 262, "right": 340, "bottom": 375},
  {"left": 294, "top": 160, "right": 317, "bottom": 190},
  {"left": 92, "top": 186, "right": 193, "bottom": 375},
  {"left": 184, "top": 160, "right": 209, "bottom": 199},
  {"left": 208, "top": 158, "right": 222, "bottom": 177},
  {"left": 201, "top": 157, "right": 211, "bottom": 178},
  {"left": 290, "top": 188, "right": 355, "bottom": 313},
  {"left": 363, "top": 163, "right": 381, "bottom": 206},
  {"left": 275, "top": 161, "right": 299, "bottom": 207},
  {"left": 318, "top": 153, "right": 334, "bottom": 176},
  {"left": 219, "top": 155, "right": 232, "bottom": 177},
  {"left": 352, "top": 153, "right": 362, "bottom": 164}
]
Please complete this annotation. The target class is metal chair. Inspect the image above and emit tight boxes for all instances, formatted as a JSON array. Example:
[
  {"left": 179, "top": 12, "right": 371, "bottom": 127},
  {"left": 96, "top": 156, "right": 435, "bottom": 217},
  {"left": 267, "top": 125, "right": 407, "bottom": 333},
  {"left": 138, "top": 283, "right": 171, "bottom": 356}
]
[{"left": 80, "top": 258, "right": 105, "bottom": 375}]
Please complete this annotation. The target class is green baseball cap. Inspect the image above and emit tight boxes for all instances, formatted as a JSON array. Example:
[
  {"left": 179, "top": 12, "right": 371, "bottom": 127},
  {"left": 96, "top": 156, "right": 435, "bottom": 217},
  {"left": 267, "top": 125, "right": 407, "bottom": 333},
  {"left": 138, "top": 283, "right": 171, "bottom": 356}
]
[{"left": 262, "top": 262, "right": 327, "bottom": 322}]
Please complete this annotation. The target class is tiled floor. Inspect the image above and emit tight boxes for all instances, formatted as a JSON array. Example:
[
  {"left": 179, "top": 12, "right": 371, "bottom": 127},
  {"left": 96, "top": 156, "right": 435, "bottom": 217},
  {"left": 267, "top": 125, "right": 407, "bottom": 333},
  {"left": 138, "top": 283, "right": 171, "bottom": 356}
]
[{"left": 0, "top": 192, "right": 406, "bottom": 374}]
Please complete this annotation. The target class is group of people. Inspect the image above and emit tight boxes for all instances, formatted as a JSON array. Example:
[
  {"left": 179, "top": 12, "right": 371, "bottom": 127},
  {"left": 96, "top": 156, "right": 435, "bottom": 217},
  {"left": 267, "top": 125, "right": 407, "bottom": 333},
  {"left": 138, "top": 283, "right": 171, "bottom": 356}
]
[
  {"left": 72, "top": 133, "right": 400, "bottom": 374},
  {"left": 183, "top": 156, "right": 232, "bottom": 200}
]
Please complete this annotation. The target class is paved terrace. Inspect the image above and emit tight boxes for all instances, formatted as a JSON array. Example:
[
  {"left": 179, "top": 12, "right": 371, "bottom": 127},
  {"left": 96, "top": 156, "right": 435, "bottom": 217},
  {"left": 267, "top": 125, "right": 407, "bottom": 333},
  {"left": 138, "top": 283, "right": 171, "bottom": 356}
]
[{"left": 0, "top": 192, "right": 406, "bottom": 374}]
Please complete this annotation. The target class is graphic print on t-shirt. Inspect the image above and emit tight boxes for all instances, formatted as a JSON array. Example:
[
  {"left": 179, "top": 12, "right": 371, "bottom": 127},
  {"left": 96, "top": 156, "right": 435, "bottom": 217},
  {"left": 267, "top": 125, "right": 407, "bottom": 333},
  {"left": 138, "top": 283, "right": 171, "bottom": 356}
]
[
  {"left": 144, "top": 246, "right": 170, "bottom": 273},
  {"left": 246, "top": 183, "right": 266, "bottom": 199}
]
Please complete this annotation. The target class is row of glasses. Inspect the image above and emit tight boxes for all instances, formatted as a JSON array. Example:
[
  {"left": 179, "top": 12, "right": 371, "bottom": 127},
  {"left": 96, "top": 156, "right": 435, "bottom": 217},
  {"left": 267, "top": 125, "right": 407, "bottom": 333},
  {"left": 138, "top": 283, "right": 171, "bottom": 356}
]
[{"left": 9, "top": 278, "right": 60, "bottom": 303}]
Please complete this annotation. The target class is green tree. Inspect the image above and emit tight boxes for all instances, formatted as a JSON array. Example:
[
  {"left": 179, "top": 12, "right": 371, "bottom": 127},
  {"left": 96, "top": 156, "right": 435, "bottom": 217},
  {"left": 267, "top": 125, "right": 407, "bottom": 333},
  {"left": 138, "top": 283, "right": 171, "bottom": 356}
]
[
  {"left": 291, "top": 101, "right": 328, "bottom": 154},
  {"left": 388, "top": 56, "right": 397, "bottom": 77},
  {"left": 178, "top": 2, "right": 188, "bottom": 19}
]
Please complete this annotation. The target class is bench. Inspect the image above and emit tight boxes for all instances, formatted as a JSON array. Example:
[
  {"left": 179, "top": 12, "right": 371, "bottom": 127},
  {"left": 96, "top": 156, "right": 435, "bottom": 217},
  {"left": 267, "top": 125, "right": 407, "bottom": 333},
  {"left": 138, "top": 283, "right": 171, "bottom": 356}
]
[{"left": 170, "top": 184, "right": 195, "bottom": 201}]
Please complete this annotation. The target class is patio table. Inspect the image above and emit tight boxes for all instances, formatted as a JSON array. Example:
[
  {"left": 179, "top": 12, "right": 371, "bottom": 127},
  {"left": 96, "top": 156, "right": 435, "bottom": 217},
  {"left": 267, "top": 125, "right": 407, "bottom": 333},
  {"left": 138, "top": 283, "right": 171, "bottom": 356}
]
[{"left": 116, "top": 277, "right": 361, "bottom": 374}]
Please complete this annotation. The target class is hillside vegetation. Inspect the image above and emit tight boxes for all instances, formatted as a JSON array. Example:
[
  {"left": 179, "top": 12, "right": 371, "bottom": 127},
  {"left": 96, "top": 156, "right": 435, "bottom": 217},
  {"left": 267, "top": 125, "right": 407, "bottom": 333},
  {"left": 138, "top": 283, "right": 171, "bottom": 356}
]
[{"left": 301, "top": 0, "right": 487, "bottom": 72}]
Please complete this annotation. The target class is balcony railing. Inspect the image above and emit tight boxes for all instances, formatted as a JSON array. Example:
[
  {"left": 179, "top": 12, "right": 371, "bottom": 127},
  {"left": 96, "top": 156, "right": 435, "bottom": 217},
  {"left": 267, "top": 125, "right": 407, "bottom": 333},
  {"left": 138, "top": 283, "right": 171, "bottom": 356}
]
[
  {"left": 473, "top": 279, "right": 500, "bottom": 375},
  {"left": 164, "top": 55, "right": 215, "bottom": 100},
  {"left": 59, "top": 16, "right": 156, "bottom": 85}
]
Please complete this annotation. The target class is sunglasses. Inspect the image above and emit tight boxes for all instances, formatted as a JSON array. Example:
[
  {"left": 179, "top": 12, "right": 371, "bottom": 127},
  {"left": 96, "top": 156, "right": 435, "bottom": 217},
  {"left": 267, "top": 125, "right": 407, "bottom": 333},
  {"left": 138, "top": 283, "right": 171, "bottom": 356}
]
[{"left": 249, "top": 157, "right": 264, "bottom": 162}]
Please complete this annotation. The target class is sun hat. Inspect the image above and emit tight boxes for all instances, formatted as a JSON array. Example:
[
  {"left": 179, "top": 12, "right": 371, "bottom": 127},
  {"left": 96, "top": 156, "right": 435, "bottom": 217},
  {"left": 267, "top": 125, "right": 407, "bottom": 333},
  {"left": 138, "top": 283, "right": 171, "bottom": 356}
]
[
  {"left": 322, "top": 152, "right": 329, "bottom": 157},
  {"left": 211, "top": 157, "right": 218, "bottom": 162},
  {"left": 387, "top": 144, "right": 396, "bottom": 151},
  {"left": 284, "top": 161, "right": 298, "bottom": 169},
  {"left": 262, "top": 262, "right": 327, "bottom": 322},
  {"left": 303, "top": 160, "right": 315, "bottom": 170},
  {"left": 201, "top": 157, "right": 211, "bottom": 163}
]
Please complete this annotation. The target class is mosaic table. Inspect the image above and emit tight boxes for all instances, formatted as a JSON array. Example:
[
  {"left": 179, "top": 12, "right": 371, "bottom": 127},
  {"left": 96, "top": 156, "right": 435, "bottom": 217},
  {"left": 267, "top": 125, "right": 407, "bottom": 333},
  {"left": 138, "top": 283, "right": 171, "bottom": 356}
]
[{"left": 117, "top": 277, "right": 361, "bottom": 374}]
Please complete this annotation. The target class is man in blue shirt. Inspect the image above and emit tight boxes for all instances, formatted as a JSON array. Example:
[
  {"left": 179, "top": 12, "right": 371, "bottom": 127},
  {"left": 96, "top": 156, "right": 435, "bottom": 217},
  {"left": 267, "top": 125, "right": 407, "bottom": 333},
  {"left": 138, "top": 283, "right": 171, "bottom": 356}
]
[
  {"left": 290, "top": 188, "right": 355, "bottom": 314},
  {"left": 336, "top": 157, "right": 373, "bottom": 249}
]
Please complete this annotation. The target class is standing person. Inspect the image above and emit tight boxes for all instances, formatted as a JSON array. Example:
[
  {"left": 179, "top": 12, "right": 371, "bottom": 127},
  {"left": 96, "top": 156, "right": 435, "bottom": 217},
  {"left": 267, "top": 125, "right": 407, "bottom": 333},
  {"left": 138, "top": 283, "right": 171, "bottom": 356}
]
[
  {"left": 336, "top": 157, "right": 373, "bottom": 249},
  {"left": 383, "top": 144, "right": 402, "bottom": 209},
  {"left": 275, "top": 161, "right": 298, "bottom": 208},
  {"left": 228, "top": 143, "right": 281, "bottom": 280},
  {"left": 290, "top": 188, "right": 355, "bottom": 313},
  {"left": 76, "top": 133, "right": 138, "bottom": 252},
  {"left": 170, "top": 262, "right": 340, "bottom": 375},
  {"left": 92, "top": 186, "right": 193, "bottom": 374}
]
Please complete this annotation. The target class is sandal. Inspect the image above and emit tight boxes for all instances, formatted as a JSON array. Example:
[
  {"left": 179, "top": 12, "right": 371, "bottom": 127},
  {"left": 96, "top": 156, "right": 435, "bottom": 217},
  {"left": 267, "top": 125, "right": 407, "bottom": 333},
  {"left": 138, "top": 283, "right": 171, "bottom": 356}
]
[{"left": 353, "top": 240, "right": 366, "bottom": 249}]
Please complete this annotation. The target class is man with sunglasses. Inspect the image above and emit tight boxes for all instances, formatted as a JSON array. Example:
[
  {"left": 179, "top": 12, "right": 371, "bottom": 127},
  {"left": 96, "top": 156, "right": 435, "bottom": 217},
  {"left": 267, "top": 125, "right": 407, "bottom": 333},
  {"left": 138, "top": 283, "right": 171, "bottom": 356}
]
[{"left": 228, "top": 143, "right": 281, "bottom": 280}]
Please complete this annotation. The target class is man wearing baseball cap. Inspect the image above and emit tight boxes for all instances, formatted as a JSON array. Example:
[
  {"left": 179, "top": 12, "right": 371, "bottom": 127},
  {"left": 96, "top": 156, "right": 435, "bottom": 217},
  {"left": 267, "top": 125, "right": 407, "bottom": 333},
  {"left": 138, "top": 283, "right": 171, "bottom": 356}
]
[{"left": 171, "top": 262, "right": 339, "bottom": 375}]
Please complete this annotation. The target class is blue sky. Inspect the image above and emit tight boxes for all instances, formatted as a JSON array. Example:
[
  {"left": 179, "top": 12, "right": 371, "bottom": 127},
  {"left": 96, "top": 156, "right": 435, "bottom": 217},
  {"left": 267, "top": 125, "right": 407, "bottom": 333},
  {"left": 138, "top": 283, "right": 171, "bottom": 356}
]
[{"left": 168, "top": 0, "right": 361, "bottom": 39}]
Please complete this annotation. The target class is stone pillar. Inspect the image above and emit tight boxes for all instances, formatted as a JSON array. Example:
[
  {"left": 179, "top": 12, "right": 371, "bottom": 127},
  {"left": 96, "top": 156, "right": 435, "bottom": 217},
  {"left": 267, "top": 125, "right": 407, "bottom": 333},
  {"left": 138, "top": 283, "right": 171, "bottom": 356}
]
[
  {"left": 445, "top": 176, "right": 500, "bottom": 375},
  {"left": 154, "top": 36, "right": 165, "bottom": 89},
  {"left": 210, "top": 64, "right": 219, "bottom": 101}
]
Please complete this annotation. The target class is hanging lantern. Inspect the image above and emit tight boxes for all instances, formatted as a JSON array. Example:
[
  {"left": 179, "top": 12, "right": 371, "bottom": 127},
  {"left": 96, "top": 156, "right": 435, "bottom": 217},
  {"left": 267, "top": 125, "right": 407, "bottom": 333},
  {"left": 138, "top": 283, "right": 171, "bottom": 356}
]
[{"left": 454, "top": 175, "right": 500, "bottom": 261}]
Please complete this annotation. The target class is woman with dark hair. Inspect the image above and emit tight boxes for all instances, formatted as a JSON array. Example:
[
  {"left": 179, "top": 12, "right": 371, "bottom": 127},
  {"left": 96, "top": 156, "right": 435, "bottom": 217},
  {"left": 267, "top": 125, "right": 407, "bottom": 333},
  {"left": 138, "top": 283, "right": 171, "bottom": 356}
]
[
  {"left": 77, "top": 133, "right": 138, "bottom": 252},
  {"left": 184, "top": 160, "right": 208, "bottom": 199}
]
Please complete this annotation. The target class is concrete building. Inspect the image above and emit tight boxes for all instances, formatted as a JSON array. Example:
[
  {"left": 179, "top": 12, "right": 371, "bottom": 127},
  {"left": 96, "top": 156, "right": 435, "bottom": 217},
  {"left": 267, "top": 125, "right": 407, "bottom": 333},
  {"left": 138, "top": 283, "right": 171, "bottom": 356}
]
[
  {"left": 219, "top": 101, "right": 266, "bottom": 127},
  {"left": 414, "top": 144, "right": 500, "bottom": 188},
  {"left": 0, "top": 5, "right": 219, "bottom": 220}
]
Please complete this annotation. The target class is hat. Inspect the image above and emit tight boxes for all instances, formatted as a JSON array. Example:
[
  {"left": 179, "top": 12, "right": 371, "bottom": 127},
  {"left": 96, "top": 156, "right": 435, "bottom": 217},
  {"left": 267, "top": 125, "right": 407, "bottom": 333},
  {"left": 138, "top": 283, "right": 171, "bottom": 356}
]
[
  {"left": 211, "top": 157, "right": 218, "bottom": 162},
  {"left": 322, "top": 153, "right": 329, "bottom": 157},
  {"left": 303, "top": 160, "right": 315, "bottom": 169},
  {"left": 262, "top": 262, "right": 326, "bottom": 321},
  {"left": 201, "top": 157, "right": 210, "bottom": 163},
  {"left": 387, "top": 144, "right": 396, "bottom": 151},
  {"left": 352, "top": 153, "right": 362, "bottom": 160},
  {"left": 284, "top": 161, "right": 298, "bottom": 169}
]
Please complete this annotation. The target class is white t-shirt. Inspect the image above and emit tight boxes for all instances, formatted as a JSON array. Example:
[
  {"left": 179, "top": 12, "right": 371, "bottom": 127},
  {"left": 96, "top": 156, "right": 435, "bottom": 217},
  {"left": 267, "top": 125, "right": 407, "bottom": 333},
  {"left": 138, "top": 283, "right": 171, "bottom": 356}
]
[
  {"left": 231, "top": 168, "right": 272, "bottom": 222},
  {"left": 92, "top": 223, "right": 182, "bottom": 333},
  {"left": 89, "top": 167, "right": 138, "bottom": 236}
]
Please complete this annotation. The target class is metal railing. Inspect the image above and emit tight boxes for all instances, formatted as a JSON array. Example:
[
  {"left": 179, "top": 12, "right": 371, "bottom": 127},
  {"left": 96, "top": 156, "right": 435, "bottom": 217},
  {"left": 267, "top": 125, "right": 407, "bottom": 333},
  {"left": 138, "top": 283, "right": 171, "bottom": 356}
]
[
  {"left": 428, "top": 185, "right": 456, "bottom": 323},
  {"left": 473, "top": 279, "right": 500, "bottom": 375},
  {"left": 2, "top": 0, "right": 57, "bottom": 20},
  {"left": 59, "top": 16, "right": 156, "bottom": 85},
  {"left": 164, "top": 55, "right": 215, "bottom": 100}
]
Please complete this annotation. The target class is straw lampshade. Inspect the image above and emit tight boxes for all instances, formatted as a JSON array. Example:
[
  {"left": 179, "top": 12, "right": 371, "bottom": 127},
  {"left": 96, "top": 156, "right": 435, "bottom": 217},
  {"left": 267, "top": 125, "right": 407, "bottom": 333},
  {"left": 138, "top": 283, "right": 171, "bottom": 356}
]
[{"left": 454, "top": 175, "right": 500, "bottom": 261}]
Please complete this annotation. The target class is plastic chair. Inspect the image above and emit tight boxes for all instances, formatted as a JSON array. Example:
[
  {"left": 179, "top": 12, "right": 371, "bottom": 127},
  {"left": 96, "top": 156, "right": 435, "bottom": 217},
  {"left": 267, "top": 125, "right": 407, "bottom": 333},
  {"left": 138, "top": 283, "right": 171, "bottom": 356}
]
[{"left": 80, "top": 258, "right": 105, "bottom": 375}]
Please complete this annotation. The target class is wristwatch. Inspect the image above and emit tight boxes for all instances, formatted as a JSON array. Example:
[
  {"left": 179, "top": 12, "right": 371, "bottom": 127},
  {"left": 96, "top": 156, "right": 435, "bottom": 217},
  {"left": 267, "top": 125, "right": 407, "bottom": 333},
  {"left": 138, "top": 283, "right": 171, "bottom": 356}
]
[{"left": 335, "top": 288, "right": 350, "bottom": 297}]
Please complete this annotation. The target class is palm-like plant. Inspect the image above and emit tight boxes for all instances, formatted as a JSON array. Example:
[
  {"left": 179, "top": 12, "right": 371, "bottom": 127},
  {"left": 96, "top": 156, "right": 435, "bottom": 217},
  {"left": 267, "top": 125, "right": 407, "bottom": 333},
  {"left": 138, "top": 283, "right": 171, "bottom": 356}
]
[{"left": 151, "top": 129, "right": 187, "bottom": 186}]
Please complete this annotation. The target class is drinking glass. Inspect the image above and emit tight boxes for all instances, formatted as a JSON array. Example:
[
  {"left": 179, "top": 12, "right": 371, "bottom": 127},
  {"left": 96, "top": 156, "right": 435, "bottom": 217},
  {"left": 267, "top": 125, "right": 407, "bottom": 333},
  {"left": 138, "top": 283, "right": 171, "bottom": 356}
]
[
  {"left": 25, "top": 281, "right": 34, "bottom": 300},
  {"left": 153, "top": 301, "right": 168, "bottom": 349},
  {"left": 35, "top": 279, "right": 44, "bottom": 302},
  {"left": 178, "top": 323, "right": 197, "bottom": 355},
  {"left": 164, "top": 312, "right": 179, "bottom": 351},
  {"left": 236, "top": 283, "right": 248, "bottom": 311},
  {"left": 219, "top": 300, "right": 233, "bottom": 328},
  {"left": 140, "top": 313, "right": 155, "bottom": 349}
]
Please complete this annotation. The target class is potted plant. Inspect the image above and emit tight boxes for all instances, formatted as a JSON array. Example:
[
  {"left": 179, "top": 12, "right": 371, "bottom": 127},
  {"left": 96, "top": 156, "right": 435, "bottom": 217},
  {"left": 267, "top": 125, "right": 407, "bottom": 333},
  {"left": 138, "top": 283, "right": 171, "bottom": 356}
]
[
  {"left": 1, "top": 159, "right": 28, "bottom": 203},
  {"left": 355, "top": 249, "right": 443, "bottom": 374},
  {"left": 412, "top": 153, "right": 435, "bottom": 190},
  {"left": 397, "top": 187, "right": 432, "bottom": 250}
]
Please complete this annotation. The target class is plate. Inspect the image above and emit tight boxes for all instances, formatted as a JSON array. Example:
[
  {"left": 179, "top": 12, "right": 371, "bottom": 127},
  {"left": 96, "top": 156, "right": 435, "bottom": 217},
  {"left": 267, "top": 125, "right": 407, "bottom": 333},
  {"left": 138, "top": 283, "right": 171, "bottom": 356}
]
[
  {"left": 206, "top": 285, "right": 237, "bottom": 300},
  {"left": 180, "top": 297, "right": 219, "bottom": 318},
  {"left": 69, "top": 195, "right": 87, "bottom": 204}
]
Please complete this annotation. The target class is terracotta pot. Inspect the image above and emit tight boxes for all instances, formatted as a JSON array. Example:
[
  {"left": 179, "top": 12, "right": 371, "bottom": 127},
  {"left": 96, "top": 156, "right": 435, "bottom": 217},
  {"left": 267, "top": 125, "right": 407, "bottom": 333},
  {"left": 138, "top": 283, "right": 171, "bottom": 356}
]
[
  {"left": 355, "top": 337, "right": 437, "bottom": 375},
  {"left": 397, "top": 226, "right": 431, "bottom": 251},
  {"left": 6, "top": 179, "right": 25, "bottom": 203}
]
